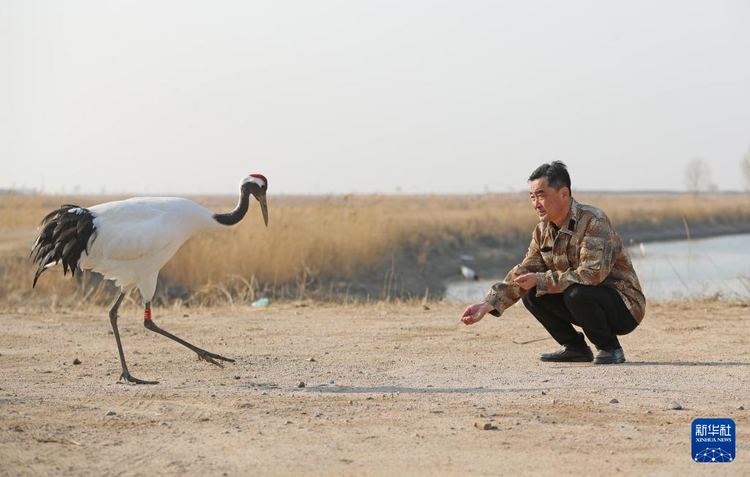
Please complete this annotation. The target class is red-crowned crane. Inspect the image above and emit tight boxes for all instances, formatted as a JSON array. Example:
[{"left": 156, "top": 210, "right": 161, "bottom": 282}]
[{"left": 30, "top": 174, "right": 269, "bottom": 384}]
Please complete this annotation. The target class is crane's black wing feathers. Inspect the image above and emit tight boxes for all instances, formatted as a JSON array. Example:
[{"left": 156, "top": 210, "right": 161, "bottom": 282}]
[{"left": 30, "top": 205, "right": 97, "bottom": 288}]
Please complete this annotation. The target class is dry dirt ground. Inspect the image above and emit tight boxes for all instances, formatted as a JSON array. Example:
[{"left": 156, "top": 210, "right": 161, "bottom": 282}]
[{"left": 1, "top": 300, "right": 748, "bottom": 476}]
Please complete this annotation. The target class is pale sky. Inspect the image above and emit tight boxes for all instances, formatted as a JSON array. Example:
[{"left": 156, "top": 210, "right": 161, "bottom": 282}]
[{"left": 2, "top": 1, "right": 749, "bottom": 195}]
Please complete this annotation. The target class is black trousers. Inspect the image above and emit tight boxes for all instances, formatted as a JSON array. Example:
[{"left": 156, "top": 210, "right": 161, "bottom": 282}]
[{"left": 521, "top": 284, "right": 639, "bottom": 351}]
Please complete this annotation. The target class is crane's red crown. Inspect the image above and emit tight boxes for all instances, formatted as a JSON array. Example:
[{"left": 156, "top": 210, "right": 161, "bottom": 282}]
[{"left": 250, "top": 174, "right": 268, "bottom": 188}]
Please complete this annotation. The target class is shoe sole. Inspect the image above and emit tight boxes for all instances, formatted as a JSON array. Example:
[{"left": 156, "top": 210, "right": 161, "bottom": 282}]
[
  {"left": 540, "top": 356, "right": 594, "bottom": 363},
  {"left": 593, "top": 357, "right": 626, "bottom": 365}
]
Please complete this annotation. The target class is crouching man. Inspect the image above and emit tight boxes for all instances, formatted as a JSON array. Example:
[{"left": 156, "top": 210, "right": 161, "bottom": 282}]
[{"left": 461, "top": 161, "right": 646, "bottom": 364}]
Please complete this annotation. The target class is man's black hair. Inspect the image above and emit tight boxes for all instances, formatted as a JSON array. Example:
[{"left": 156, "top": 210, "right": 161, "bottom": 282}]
[{"left": 528, "top": 161, "right": 571, "bottom": 193}]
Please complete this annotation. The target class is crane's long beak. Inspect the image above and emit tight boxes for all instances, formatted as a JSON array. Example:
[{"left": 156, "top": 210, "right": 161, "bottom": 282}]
[{"left": 259, "top": 193, "right": 268, "bottom": 227}]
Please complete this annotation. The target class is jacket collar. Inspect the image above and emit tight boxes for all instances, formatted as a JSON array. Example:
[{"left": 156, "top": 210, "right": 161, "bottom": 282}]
[{"left": 563, "top": 198, "right": 579, "bottom": 235}]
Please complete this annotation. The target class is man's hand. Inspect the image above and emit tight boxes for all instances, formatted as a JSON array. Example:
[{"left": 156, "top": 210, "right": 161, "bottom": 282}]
[
  {"left": 514, "top": 273, "right": 538, "bottom": 290},
  {"left": 461, "top": 302, "right": 495, "bottom": 325}
]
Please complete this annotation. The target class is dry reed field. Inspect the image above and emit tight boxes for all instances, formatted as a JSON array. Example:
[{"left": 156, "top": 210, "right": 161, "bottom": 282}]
[{"left": 1, "top": 192, "right": 749, "bottom": 309}]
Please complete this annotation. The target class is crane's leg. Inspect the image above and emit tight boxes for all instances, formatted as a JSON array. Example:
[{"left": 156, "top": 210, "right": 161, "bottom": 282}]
[
  {"left": 109, "top": 292, "right": 159, "bottom": 385},
  {"left": 142, "top": 302, "right": 234, "bottom": 367}
]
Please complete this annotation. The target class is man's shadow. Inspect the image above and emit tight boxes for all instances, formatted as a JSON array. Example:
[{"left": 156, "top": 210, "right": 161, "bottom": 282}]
[
  {"left": 549, "top": 361, "right": 750, "bottom": 368},
  {"left": 624, "top": 361, "right": 750, "bottom": 367}
]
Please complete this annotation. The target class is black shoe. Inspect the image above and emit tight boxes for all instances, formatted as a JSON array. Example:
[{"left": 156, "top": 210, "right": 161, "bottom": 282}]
[
  {"left": 540, "top": 343, "right": 594, "bottom": 362},
  {"left": 593, "top": 348, "right": 626, "bottom": 364}
]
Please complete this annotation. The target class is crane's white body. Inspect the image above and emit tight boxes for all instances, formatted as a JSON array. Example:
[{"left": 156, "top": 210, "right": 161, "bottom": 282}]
[{"left": 81, "top": 197, "right": 221, "bottom": 301}]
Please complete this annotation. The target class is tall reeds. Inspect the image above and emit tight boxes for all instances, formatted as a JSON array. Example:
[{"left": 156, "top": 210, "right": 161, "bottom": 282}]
[{"left": 2, "top": 192, "right": 748, "bottom": 308}]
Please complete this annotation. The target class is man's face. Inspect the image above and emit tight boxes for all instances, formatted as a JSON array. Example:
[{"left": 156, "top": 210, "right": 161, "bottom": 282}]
[{"left": 529, "top": 178, "right": 570, "bottom": 225}]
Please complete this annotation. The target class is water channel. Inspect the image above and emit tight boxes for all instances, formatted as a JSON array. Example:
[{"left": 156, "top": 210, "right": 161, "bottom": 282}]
[{"left": 446, "top": 233, "right": 750, "bottom": 303}]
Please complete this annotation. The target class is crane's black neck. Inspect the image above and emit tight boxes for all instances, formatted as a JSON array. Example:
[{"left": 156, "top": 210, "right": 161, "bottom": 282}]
[{"left": 213, "top": 184, "right": 252, "bottom": 226}]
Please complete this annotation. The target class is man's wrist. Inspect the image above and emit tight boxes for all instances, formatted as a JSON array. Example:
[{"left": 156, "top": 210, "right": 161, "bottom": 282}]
[{"left": 482, "top": 300, "right": 501, "bottom": 317}]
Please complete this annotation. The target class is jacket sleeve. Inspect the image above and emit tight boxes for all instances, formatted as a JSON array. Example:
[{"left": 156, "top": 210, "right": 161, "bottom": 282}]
[
  {"left": 483, "top": 231, "right": 547, "bottom": 317},
  {"left": 535, "top": 217, "right": 616, "bottom": 295}
]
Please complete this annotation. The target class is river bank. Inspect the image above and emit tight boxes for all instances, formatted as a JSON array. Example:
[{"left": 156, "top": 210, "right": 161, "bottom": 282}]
[{"left": 346, "top": 216, "right": 750, "bottom": 301}]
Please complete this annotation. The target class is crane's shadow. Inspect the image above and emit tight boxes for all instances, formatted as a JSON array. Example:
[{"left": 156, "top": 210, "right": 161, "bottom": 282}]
[{"left": 302, "top": 386, "right": 569, "bottom": 395}]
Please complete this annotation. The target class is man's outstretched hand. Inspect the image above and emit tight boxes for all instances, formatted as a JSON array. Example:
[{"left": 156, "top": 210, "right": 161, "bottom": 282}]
[{"left": 461, "top": 302, "right": 495, "bottom": 325}]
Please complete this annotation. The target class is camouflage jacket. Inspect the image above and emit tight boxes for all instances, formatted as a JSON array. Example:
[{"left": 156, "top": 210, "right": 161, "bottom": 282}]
[{"left": 484, "top": 198, "right": 646, "bottom": 323}]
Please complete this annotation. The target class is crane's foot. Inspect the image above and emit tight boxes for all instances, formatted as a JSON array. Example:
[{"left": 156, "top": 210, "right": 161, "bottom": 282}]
[
  {"left": 142, "top": 317, "right": 234, "bottom": 368},
  {"left": 195, "top": 349, "right": 235, "bottom": 367},
  {"left": 119, "top": 371, "right": 159, "bottom": 385}
]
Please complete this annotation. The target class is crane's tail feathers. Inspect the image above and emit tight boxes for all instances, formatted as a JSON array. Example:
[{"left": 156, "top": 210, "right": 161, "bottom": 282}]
[{"left": 30, "top": 205, "right": 97, "bottom": 288}]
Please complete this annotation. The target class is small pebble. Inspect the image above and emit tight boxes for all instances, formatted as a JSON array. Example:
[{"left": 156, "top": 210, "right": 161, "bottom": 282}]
[
  {"left": 609, "top": 399, "right": 619, "bottom": 404},
  {"left": 668, "top": 401, "right": 682, "bottom": 410},
  {"left": 308, "top": 357, "right": 316, "bottom": 362},
  {"left": 72, "top": 358, "right": 82, "bottom": 365},
  {"left": 737, "top": 405, "right": 745, "bottom": 411},
  {"left": 106, "top": 411, "right": 117, "bottom": 417},
  {"left": 297, "top": 381, "right": 306, "bottom": 388},
  {"left": 645, "top": 410, "right": 653, "bottom": 415},
  {"left": 474, "top": 422, "right": 493, "bottom": 431},
  {"left": 551, "top": 399, "right": 558, "bottom": 405},
  {"left": 234, "top": 376, "right": 241, "bottom": 380},
  {"left": 541, "top": 391, "right": 546, "bottom": 395}
]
